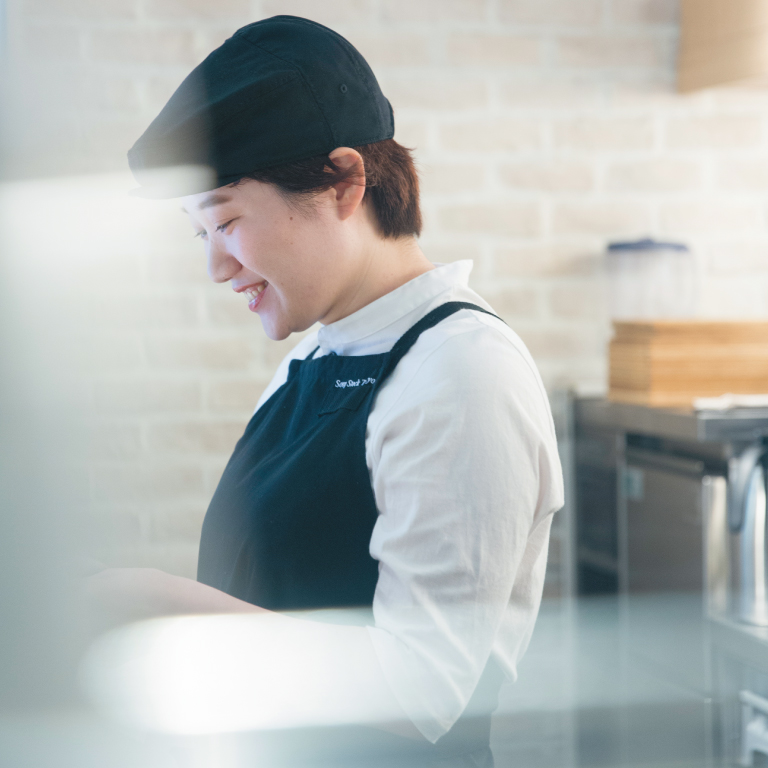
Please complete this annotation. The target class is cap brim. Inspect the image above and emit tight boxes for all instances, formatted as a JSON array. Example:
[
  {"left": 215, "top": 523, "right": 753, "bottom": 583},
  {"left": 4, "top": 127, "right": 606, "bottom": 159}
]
[{"left": 127, "top": 164, "right": 218, "bottom": 199}]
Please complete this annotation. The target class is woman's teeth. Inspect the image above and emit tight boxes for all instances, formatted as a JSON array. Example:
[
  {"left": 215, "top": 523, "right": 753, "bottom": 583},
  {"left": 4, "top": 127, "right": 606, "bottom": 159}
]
[{"left": 244, "top": 283, "right": 267, "bottom": 301}]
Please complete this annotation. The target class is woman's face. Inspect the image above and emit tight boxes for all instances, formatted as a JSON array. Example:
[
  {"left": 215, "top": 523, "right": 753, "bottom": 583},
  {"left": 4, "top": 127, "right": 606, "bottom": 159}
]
[{"left": 181, "top": 179, "right": 360, "bottom": 340}]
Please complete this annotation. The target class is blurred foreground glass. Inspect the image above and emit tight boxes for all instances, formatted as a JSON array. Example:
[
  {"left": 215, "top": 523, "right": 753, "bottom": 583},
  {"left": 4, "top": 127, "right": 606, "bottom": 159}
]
[
  {"left": 0, "top": 178, "right": 95, "bottom": 712},
  {"left": 0, "top": 167, "right": 210, "bottom": 714}
]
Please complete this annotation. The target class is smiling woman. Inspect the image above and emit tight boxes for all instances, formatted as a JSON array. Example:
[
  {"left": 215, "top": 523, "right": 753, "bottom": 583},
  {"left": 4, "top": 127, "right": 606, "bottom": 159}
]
[
  {"left": 87, "top": 14, "right": 564, "bottom": 767},
  {"left": 179, "top": 146, "right": 429, "bottom": 340}
]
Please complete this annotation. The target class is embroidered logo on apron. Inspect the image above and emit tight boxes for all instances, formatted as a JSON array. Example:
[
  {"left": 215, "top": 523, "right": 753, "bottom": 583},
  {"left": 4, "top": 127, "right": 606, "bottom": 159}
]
[{"left": 335, "top": 377, "right": 376, "bottom": 389}]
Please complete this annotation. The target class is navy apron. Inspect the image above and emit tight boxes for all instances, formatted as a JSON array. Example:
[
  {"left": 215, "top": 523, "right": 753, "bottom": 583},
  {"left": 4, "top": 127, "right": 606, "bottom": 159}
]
[{"left": 198, "top": 301, "right": 503, "bottom": 766}]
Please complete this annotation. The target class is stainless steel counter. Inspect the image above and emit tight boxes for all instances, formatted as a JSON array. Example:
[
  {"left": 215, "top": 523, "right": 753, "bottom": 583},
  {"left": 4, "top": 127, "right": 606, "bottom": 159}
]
[
  {"left": 3, "top": 594, "right": 763, "bottom": 768},
  {"left": 709, "top": 613, "right": 768, "bottom": 671},
  {"left": 0, "top": 594, "right": 727, "bottom": 768},
  {"left": 575, "top": 397, "right": 768, "bottom": 443}
]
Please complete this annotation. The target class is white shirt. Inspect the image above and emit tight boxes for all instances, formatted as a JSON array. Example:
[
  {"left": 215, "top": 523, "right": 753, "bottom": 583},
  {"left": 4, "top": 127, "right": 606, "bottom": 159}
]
[{"left": 255, "top": 260, "right": 564, "bottom": 743}]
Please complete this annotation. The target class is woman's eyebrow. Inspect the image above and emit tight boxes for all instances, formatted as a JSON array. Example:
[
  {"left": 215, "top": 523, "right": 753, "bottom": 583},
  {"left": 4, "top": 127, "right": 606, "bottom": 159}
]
[{"left": 180, "top": 193, "right": 233, "bottom": 214}]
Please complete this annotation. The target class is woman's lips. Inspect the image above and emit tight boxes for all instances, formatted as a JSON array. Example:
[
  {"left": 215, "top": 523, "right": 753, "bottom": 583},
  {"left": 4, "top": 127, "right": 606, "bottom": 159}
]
[{"left": 242, "top": 282, "right": 268, "bottom": 312}]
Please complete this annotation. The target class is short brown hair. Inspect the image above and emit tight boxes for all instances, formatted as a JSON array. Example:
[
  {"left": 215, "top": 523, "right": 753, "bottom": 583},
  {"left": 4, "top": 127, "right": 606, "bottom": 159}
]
[{"left": 238, "top": 139, "right": 422, "bottom": 239}]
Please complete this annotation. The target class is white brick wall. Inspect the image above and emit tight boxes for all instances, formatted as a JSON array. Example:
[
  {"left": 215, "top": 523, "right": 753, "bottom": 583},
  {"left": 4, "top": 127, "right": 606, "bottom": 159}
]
[{"left": 9, "top": 0, "right": 768, "bottom": 590}]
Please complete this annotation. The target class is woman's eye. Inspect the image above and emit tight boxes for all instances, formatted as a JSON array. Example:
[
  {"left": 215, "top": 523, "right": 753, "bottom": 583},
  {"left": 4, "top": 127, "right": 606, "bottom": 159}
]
[{"left": 192, "top": 219, "right": 235, "bottom": 240}]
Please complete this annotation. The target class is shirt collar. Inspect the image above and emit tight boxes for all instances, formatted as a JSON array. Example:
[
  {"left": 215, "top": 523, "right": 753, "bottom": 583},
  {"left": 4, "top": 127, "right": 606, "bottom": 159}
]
[{"left": 317, "top": 260, "right": 474, "bottom": 355}]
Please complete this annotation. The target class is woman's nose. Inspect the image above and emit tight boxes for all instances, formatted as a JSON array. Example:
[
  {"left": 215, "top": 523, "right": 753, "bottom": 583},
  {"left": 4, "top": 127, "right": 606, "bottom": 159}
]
[{"left": 206, "top": 239, "right": 240, "bottom": 284}]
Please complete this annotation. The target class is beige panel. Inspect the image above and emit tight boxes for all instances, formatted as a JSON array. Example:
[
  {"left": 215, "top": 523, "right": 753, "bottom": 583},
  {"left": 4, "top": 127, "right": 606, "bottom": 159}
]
[
  {"left": 679, "top": 0, "right": 768, "bottom": 91},
  {"left": 680, "top": 0, "right": 718, "bottom": 45}
]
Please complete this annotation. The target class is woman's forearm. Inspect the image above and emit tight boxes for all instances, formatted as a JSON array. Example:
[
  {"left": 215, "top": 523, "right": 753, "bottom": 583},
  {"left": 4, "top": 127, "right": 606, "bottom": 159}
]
[
  {"left": 83, "top": 568, "right": 422, "bottom": 739},
  {"left": 162, "top": 572, "right": 269, "bottom": 615},
  {"left": 83, "top": 567, "right": 266, "bottom": 633}
]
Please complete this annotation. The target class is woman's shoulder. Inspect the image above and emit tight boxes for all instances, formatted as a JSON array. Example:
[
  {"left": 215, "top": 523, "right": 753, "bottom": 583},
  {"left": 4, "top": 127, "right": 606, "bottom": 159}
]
[
  {"left": 371, "top": 305, "right": 556, "bottom": 442},
  {"left": 401, "top": 307, "right": 547, "bottom": 402},
  {"left": 367, "top": 304, "right": 563, "bottom": 505}
]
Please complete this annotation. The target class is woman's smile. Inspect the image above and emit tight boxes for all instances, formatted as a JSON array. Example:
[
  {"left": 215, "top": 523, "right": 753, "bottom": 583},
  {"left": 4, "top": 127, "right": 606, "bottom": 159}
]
[{"left": 236, "top": 281, "right": 269, "bottom": 312}]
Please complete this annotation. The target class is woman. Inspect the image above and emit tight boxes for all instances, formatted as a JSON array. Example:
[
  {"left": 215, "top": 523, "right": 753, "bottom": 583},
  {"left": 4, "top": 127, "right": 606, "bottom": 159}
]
[{"left": 90, "top": 15, "right": 564, "bottom": 767}]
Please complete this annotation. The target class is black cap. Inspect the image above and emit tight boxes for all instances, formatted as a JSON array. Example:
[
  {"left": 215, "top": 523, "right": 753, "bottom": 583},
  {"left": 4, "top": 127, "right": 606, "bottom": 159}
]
[{"left": 127, "top": 15, "right": 395, "bottom": 199}]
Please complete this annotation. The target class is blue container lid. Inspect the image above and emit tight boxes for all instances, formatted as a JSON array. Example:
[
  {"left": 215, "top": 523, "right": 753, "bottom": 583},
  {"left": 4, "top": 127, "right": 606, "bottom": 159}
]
[{"left": 607, "top": 237, "right": 689, "bottom": 253}]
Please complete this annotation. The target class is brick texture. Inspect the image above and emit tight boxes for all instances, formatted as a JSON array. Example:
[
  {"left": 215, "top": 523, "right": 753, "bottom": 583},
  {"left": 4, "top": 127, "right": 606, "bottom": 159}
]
[
  {"left": 499, "top": 78, "right": 604, "bottom": 109},
  {"left": 263, "top": 0, "right": 375, "bottom": 23},
  {"left": 94, "top": 380, "right": 202, "bottom": 413},
  {"left": 665, "top": 116, "right": 764, "bottom": 149},
  {"left": 717, "top": 159, "right": 768, "bottom": 191},
  {"left": 144, "top": 337, "right": 254, "bottom": 371},
  {"left": 549, "top": 283, "right": 605, "bottom": 319},
  {"left": 554, "top": 117, "right": 655, "bottom": 150},
  {"left": 556, "top": 36, "right": 671, "bottom": 69},
  {"left": 660, "top": 202, "right": 763, "bottom": 234},
  {"left": 708, "top": 243, "right": 768, "bottom": 275},
  {"left": 610, "top": 0, "right": 678, "bottom": 24},
  {"left": 384, "top": 77, "right": 489, "bottom": 111},
  {"left": 494, "top": 245, "right": 602, "bottom": 278},
  {"left": 146, "top": 421, "right": 244, "bottom": 455},
  {"left": 347, "top": 32, "right": 432, "bottom": 68},
  {"left": 420, "top": 163, "right": 485, "bottom": 195},
  {"left": 606, "top": 159, "right": 702, "bottom": 192},
  {"left": 381, "top": 0, "right": 487, "bottom": 22},
  {"left": 499, "top": 0, "right": 603, "bottom": 26},
  {"left": 207, "top": 379, "right": 271, "bottom": 413},
  {"left": 12, "top": 0, "right": 768, "bottom": 586},
  {"left": 516, "top": 328, "right": 605, "bottom": 359},
  {"left": 88, "top": 28, "right": 200, "bottom": 66},
  {"left": 439, "top": 203, "right": 542, "bottom": 237},
  {"left": 498, "top": 161, "right": 594, "bottom": 192},
  {"left": 92, "top": 464, "right": 207, "bottom": 503},
  {"left": 142, "top": 0, "right": 251, "bottom": 19},
  {"left": 446, "top": 34, "right": 541, "bottom": 67},
  {"left": 440, "top": 119, "right": 543, "bottom": 152},
  {"left": 552, "top": 202, "right": 651, "bottom": 236},
  {"left": 482, "top": 286, "right": 540, "bottom": 319},
  {"left": 25, "top": 0, "right": 137, "bottom": 19}
]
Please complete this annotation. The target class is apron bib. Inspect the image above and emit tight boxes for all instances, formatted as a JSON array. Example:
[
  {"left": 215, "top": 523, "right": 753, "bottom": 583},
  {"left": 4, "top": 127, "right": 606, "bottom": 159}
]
[
  {"left": 198, "top": 301, "right": 500, "bottom": 610},
  {"left": 197, "top": 301, "right": 504, "bottom": 766}
]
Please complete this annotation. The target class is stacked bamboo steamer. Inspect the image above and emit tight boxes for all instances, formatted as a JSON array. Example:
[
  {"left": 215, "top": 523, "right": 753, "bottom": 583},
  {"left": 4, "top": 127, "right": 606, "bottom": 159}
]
[{"left": 609, "top": 321, "right": 768, "bottom": 408}]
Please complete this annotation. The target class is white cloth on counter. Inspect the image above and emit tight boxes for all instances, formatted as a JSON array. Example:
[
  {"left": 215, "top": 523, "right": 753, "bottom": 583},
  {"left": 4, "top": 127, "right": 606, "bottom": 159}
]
[
  {"left": 255, "top": 260, "right": 564, "bottom": 743},
  {"left": 694, "top": 393, "right": 768, "bottom": 411}
]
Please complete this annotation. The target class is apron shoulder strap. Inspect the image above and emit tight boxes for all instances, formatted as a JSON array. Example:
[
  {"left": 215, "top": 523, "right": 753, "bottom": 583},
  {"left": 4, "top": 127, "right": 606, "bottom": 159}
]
[{"left": 380, "top": 301, "right": 504, "bottom": 385}]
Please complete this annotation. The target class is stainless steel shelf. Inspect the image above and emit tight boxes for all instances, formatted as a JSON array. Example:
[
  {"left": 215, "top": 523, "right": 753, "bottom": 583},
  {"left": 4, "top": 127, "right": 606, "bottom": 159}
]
[{"left": 575, "top": 397, "right": 768, "bottom": 443}]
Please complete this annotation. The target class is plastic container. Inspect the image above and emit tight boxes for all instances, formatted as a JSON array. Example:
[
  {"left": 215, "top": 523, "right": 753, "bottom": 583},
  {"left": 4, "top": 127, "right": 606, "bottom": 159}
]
[{"left": 606, "top": 238, "right": 696, "bottom": 320}]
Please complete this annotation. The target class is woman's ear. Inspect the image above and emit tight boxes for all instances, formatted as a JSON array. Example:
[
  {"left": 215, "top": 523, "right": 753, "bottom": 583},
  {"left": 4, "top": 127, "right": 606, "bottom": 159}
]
[{"left": 327, "top": 147, "right": 366, "bottom": 221}]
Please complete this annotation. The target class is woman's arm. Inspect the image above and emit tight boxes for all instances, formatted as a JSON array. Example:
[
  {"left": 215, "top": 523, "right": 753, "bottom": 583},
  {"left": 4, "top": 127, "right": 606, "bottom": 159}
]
[
  {"left": 364, "top": 321, "right": 563, "bottom": 742},
  {"left": 82, "top": 567, "right": 422, "bottom": 738},
  {"left": 83, "top": 567, "right": 267, "bottom": 634}
]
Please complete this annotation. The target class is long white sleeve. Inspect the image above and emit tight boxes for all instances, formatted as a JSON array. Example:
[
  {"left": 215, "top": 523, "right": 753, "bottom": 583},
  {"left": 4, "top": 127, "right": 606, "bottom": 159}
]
[{"left": 365, "top": 317, "right": 562, "bottom": 742}]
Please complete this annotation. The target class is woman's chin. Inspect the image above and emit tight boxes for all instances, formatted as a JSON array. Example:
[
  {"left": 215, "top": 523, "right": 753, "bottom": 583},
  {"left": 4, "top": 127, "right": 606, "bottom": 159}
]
[
  {"left": 261, "top": 324, "right": 288, "bottom": 342},
  {"left": 259, "top": 313, "right": 292, "bottom": 342}
]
